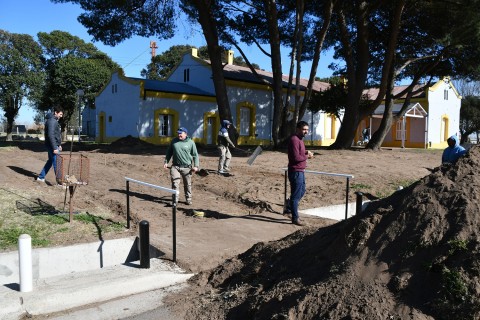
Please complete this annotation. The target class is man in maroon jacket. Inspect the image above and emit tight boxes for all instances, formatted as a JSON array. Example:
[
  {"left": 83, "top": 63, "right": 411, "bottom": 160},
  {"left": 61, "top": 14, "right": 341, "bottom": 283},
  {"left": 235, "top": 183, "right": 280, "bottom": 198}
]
[{"left": 287, "top": 121, "right": 313, "bottom": 226}]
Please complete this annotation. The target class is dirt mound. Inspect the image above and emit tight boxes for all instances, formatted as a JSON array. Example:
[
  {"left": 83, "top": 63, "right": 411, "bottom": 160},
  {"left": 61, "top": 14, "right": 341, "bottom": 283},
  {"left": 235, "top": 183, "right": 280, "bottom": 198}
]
[
  {"left": 107, "top": 135, "right": 156, "bottom": 152},
  {"left": 172, "top": 145, "right": 480, "bottom": 319}
]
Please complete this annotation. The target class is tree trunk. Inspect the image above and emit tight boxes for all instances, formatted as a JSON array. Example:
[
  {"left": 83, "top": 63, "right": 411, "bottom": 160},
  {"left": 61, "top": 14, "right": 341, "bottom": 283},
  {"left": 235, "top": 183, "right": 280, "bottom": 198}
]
[
  {"left": 192, "top": 0, "right": 236, "bottom": 140},
  {"left": 263, "top": 0, "right": 285, "bottom": 147},
  {"left": 368, "top": 74, "right": 396, "bottom": 150},
  {"left": 4, "top": 95, "right": 20, "bottom": 142},
  {"left": 330, "top": 3, "right": 370, "bottom": 149},
  {"left": 5, "top": 116, "right": 14, "bottom": 142},
  {"left": 292, "top": 0, "right": 305, "bottom": 126},
  {"left": 298, "top": 0, "right": 334, "bottom": 121},
  {"left": 331, "top": 1, "right": 406, "bottom": 149}
]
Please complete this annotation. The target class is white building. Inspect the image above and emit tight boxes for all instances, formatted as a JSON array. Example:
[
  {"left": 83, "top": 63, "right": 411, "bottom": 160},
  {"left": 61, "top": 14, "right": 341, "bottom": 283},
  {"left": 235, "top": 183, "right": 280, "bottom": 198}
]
[
  {"left": 91, "top": 49, "right": 338, "bottom": 147},
  {"left": 358, "top": 77, "right": 461, "bottom": 148}
]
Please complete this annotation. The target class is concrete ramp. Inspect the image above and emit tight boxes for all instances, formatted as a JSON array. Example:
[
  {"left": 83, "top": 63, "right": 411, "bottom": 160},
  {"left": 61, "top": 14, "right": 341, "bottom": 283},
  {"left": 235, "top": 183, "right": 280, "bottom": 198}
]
[
  {"left": 300, "top": 201, "right": 370, "bottom": 221},
  {"left": 0, "top": 258, "right": 192, "bottom": 319},
  {"left": 0, "top": 237, "right": 192, "bottom": 319}
]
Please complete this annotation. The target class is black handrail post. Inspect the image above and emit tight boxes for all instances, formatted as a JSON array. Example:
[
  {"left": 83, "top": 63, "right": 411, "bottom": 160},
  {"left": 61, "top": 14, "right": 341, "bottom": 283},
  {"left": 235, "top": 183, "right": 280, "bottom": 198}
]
[
  {"left": 345, "top": 177, "right": 350, "bottom": 220},
  {"left": 355, "top": 191, "right": 364, "bottom": 216},
  {"left": 126, "top": 180, "right": 130, "bottom": 229},
  {"left": 172, "top": 193, "right": 177, "bottom": 263},
  {"left": 284, "top": 171, "right": 288, "bottom": 212},
  {"left": 139, "top": 220, "right": 150, "bottom": 268}
]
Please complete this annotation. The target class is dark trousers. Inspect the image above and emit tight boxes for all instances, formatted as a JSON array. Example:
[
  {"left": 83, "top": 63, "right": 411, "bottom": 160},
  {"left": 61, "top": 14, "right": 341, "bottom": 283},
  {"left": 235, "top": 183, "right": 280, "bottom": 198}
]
[{"left": 288, "top": 170, "right": 306, "bottom": 222}]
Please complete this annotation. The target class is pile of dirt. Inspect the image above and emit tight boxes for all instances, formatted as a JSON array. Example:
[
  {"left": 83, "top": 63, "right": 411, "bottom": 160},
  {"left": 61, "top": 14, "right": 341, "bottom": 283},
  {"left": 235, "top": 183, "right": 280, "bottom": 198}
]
[
  {"left": 107, "top": 135, "right": 156, "bottom": 152},
  {"left": 169, "top": 145, "right": 480, "bottom": 319}
]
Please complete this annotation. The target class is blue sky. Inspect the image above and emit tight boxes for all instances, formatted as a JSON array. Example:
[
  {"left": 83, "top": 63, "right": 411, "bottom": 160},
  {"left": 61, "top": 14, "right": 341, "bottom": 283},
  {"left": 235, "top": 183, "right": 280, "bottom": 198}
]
[{"left": 1, "top": 0, "right": 335, "bottom": 124}]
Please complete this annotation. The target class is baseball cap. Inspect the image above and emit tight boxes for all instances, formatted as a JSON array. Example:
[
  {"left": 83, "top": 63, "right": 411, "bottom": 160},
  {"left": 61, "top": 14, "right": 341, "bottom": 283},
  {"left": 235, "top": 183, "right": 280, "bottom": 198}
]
[{"left": 177, "top": 127, "right": 188, "bottom": 134}]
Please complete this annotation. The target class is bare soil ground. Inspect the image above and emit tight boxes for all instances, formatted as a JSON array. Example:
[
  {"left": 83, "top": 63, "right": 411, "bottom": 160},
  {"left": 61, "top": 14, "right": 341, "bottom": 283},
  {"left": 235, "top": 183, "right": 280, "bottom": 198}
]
[{"left": 2, "top": 138, "right": 463, "bottom": 319}]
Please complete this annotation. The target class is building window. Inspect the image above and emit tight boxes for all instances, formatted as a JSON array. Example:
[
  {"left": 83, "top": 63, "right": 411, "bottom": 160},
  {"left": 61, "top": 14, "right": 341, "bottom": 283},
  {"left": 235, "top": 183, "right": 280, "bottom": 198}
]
[
  {"left": 395, "top": 119, "right": 405, "bottom": 140},
  {"left": 239, "top": 107, "right": 250, "bottom": 135},
  {"left": 108, "top": 116, "right": 112, "bottom": 122},
  {"left": 444, "top": 89, "right": 448, "bottom": 100},
  {"left": 183, "top": 68, "right": 190, "bottom": 82},
  {"left": 111, "top": 84, "right": 118, "bottom": 93},
  {"left": 158, "top": 114, "right": 173, "bottom": 136}
]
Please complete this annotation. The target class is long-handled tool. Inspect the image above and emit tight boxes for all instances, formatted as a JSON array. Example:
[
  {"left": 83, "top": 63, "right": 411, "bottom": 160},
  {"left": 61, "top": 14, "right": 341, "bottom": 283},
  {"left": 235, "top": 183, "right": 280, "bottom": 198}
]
[
  {"left": 62, "top": 128, "right": 75, "bottom": 213},
  {"left": 246, "top": 146, "right": 262, "bottom": 165},
  {"left": 231, "top": 146, "right": 262, "bottom": 165}
]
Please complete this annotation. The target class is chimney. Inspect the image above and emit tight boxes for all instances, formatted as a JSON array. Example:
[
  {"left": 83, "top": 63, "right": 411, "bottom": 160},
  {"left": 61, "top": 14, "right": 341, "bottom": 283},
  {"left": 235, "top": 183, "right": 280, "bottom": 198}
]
[
  {"left": 226, "top": 50, "right": 234, "bottom": 65},
  {"left": 191, "top": 48, "right": 198, "bottom": 57}
]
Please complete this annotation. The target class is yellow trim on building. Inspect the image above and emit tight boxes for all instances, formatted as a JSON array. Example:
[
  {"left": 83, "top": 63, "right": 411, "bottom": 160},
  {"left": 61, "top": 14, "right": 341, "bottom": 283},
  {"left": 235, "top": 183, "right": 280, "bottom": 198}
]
[
  {"left": 151, "top": 108, "right": 180, "bottom": 144},
  {"left": 236, "top": 102, "right": 257, "bottom": 143},
  {"left": 441, "top": 115, "right": 449, "bottom": 142},
  {"left": 144, "top": 91, "right": 216, "bottom": 102},
  {"left": 226, "top": 79, "right": 306, "bottom": 96},
  {"left": 203, "top": 111, "right": 219, "bottom": 145}
]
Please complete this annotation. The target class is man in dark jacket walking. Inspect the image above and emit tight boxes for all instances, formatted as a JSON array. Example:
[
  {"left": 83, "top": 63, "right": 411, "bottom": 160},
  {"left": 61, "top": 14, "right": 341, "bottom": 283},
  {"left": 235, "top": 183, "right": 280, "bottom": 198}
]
[{"left": 37, "top": 106, "right": 63, "bottom": 183}]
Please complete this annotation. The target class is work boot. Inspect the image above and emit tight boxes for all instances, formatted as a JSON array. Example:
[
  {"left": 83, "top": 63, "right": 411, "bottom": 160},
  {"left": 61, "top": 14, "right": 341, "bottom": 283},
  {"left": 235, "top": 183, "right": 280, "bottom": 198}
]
[{"left": 292, "top": 219, "right": 305, "bottom": 226}]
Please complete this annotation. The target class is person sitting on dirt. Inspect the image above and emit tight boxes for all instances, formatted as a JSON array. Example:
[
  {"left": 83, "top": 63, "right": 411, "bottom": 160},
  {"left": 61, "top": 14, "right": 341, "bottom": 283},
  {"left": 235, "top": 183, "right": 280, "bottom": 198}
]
[
  {"left": 217, "top": 120, "right": 235, "bottom": 174},
  {"left": 442, "top": 135, "right": 466, "bottom": 164},
  {"left": 164, "top": 127, "right": 199, "bottom": 205}
]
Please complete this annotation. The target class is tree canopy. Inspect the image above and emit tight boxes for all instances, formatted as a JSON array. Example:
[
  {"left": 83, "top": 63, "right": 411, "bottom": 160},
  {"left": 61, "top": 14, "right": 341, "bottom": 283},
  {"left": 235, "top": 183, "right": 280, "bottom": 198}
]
[
  {"left": 56, "top": 0, "right": 238, "bottom": 137},
  {"left": 0, "top": 29, "right": 44, "bottom": 140},
  {"left": 35, "top": 30, "right": 119, "bottom": 130},
  {"left": 49, "top": 0, "right": 480, "bottom": 149},
  {"left": 460, "top": 95, "right": 480, "bottom": 144},
  {"left": 325, "top": 0, "right": 480, "bottom": 149}
]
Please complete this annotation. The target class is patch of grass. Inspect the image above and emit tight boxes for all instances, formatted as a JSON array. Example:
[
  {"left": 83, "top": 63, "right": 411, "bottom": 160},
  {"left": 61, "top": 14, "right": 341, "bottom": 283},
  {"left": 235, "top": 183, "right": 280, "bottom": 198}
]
[
  {"left": 447, "top": 239, "right": 468, "bottom": 255},
  {"left": 351, "top": 183, "right": 372, "bottom": 190},
  {"left": 375, "top": 178, "right": 419, "bottom": 199},
  {"left": 435, "top": 266, "right": 469, "bottom": 312},
  {"left": 37, "top": 214, "right": 69, "bottom": 225},
  {"left": 75, "top": 213, "right": 125, "bottom": 233},
  {"left": 390, "top": 178, "right": 417, "bottom": 190},
  {"left": 0, "top": 226, "right": 50, "bottom": 250},
  {"left": 0, "top": 187, "right": 126, "bottom": 252}
]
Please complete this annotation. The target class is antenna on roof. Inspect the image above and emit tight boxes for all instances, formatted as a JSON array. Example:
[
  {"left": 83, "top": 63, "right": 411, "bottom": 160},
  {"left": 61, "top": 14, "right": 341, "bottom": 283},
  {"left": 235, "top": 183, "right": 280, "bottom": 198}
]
[{"left": 150, "top": 41, "right": 158, "bottom": 58}]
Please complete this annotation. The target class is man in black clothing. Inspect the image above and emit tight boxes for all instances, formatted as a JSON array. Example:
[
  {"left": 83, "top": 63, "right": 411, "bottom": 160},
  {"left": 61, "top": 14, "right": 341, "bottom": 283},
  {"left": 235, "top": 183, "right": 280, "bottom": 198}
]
[{"left": 37, "top": 106, "right": 63, "bottom": 183}]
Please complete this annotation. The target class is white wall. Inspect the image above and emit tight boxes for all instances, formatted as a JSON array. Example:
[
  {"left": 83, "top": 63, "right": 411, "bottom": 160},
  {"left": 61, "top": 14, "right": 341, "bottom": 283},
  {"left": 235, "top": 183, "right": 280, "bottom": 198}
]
[
  {"left": 427, "top": 81, "right": 461, "bottom": 144},
  {"left": 166, "top": 54, "right": 215, "bottom": 94},
  {"left": 95, "top": 73, "right": 142, "bottom": 138}
]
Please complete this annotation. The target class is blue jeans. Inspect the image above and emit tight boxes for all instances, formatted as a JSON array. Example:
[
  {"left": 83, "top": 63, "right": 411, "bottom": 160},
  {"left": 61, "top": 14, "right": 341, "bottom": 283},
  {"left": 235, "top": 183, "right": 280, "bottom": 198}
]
[
  {"left": 288, "top": 170, "right": 306, "bottom": 222},
  {"left": 39, "top": 145, "right": 59, "bottom": 180}
]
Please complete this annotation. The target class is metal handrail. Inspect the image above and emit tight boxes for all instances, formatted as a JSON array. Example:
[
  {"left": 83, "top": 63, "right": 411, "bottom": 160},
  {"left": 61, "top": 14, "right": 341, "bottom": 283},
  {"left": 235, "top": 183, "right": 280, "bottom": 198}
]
[
  {"left": 125, "top": 177, "right": 179, "bottom": 262},
  {"left": 283, "top": 169, "right": 354, "bottom": 220}
]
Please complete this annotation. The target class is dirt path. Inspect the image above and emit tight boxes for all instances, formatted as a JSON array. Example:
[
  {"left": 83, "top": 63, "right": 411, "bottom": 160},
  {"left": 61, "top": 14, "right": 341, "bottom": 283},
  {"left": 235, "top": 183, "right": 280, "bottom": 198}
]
[{"left": 0, "top": 140, "right": 443, "bottom": 273}]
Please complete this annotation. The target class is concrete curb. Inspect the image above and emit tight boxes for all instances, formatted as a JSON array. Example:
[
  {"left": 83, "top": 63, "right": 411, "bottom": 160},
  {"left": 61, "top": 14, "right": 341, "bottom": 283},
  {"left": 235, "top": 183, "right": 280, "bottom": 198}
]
[{"left": 0, "top": 259, "right": 193, "bottom": 319}]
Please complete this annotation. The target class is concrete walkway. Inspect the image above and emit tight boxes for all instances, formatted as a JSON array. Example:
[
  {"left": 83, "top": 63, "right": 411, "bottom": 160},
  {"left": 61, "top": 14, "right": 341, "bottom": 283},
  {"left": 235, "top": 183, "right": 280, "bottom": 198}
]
[{"left": 0, "top": 258, "right": 192, "bottom": 319}]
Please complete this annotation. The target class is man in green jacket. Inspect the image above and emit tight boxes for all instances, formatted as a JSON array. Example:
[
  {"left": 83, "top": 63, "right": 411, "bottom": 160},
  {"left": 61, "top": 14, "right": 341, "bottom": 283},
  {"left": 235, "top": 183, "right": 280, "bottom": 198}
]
[{"left": 163, "top": 127, "right": 199, "bottom": 205}]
